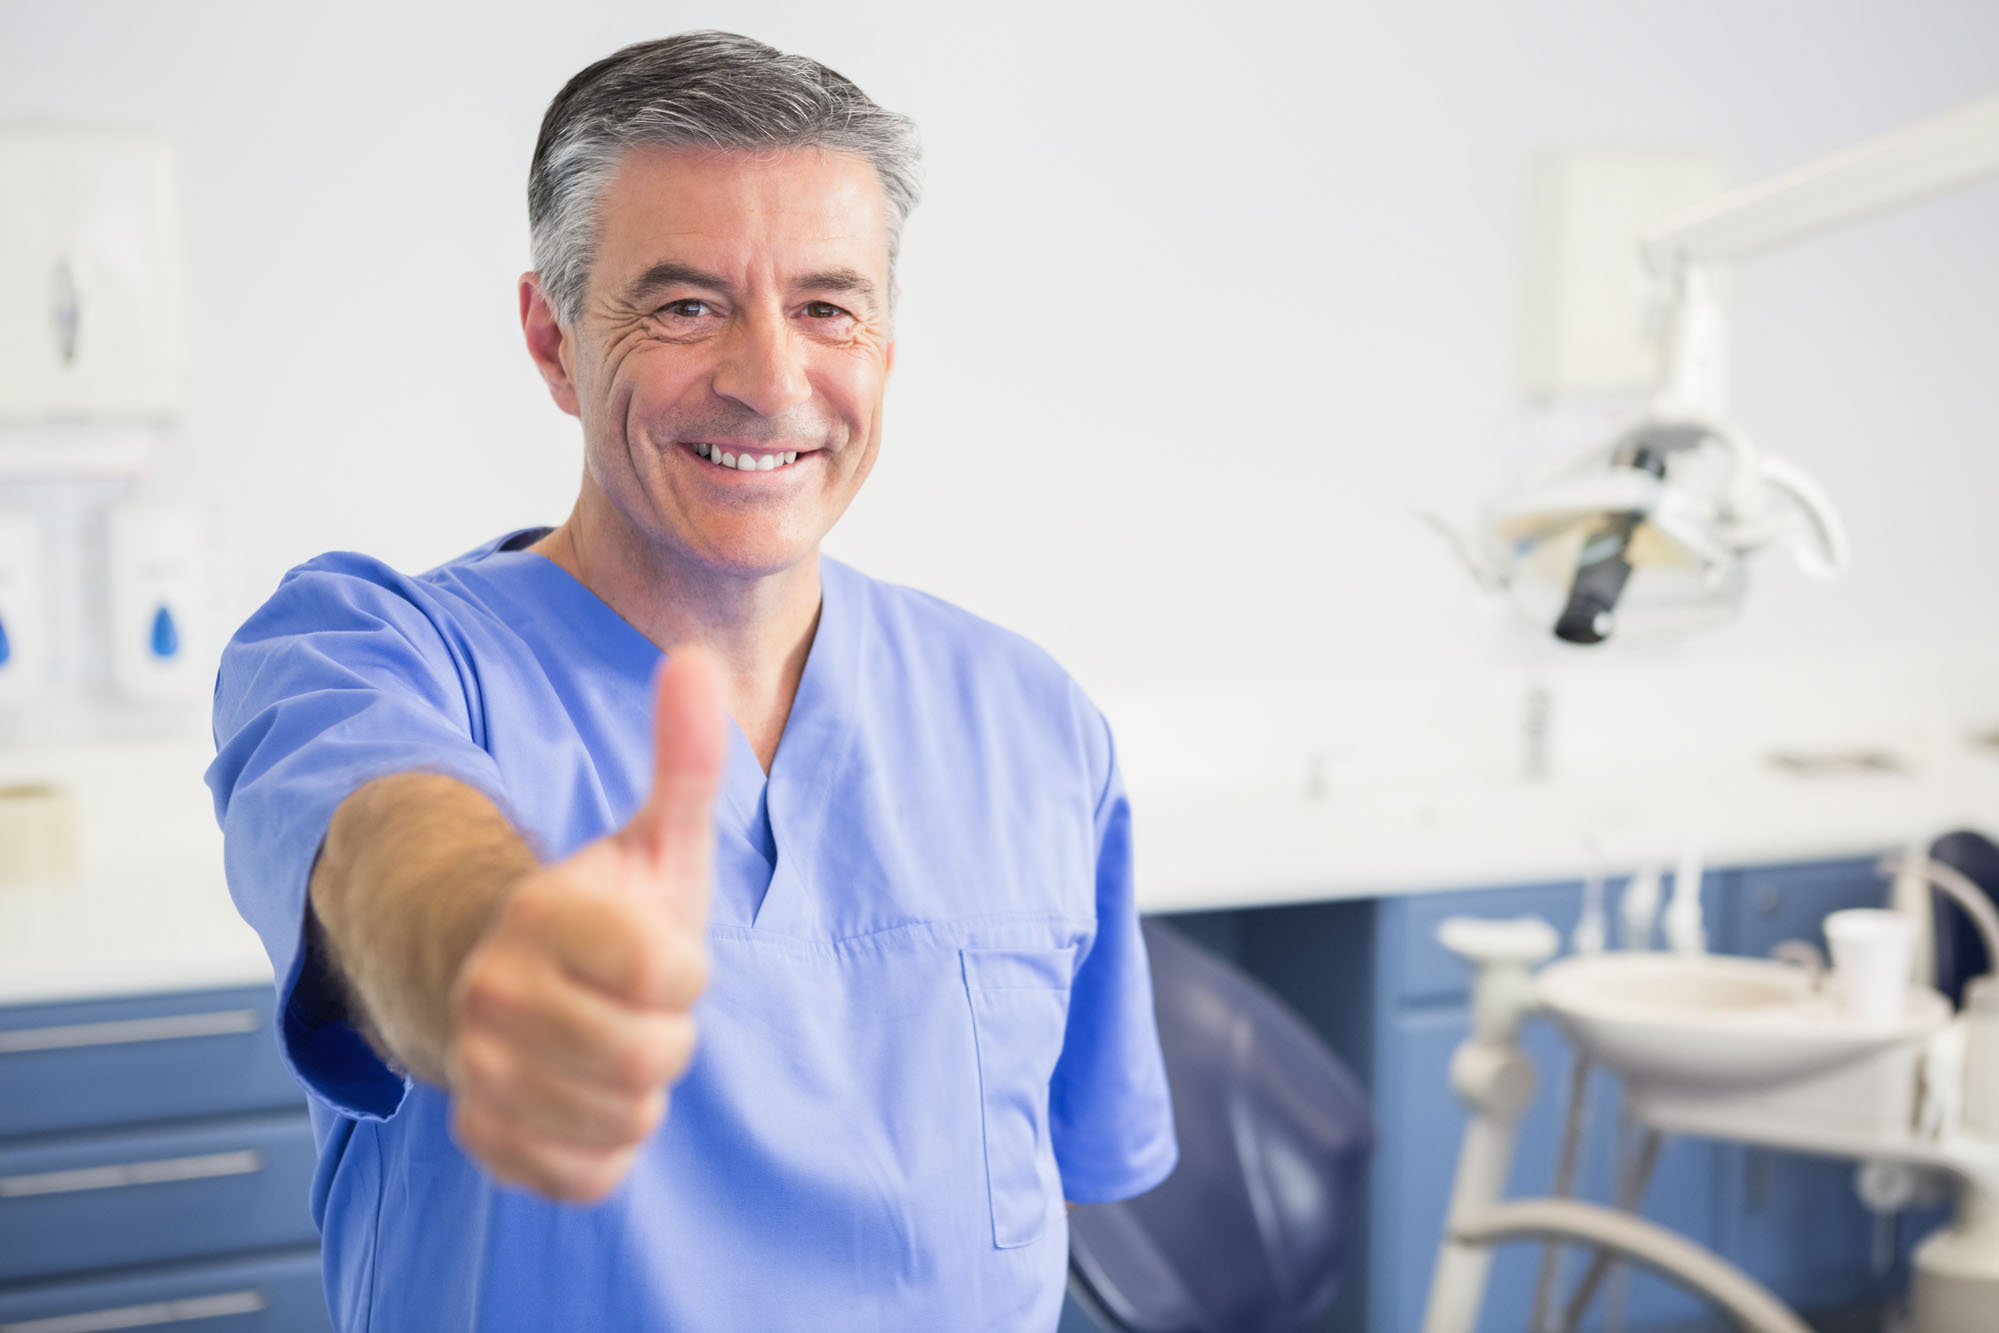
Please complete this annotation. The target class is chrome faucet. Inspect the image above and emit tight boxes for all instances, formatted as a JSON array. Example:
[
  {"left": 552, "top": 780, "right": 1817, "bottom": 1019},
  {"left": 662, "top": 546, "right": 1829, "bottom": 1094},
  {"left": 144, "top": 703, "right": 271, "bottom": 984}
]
[{"left": 1523, "top": 681, "right": 1552, "bottom": 782}]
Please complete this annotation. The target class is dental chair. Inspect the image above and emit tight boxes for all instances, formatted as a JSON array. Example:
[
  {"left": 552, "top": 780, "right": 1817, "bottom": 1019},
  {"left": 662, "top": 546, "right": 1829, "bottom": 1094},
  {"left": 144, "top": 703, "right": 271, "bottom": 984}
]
[
  {"left": 1065, "top": 919, "right": 1373, "bottom": 1333},
  {"left": 1927, "top": 829, "right": 1999, "bottom": 1007}
]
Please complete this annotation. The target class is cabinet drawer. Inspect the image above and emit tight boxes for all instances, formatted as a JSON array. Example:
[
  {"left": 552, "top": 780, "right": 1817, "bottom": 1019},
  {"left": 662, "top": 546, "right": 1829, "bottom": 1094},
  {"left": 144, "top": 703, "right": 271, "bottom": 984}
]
[
  {"left": 0, "top": 1246, "right": 330, "bottom": 1333},
  {"left": 0, "top": 988, "right": 299, "bottom": 1138},
  {"left": 0, "top": 1112, "right": 317, "bottom": 1283}
]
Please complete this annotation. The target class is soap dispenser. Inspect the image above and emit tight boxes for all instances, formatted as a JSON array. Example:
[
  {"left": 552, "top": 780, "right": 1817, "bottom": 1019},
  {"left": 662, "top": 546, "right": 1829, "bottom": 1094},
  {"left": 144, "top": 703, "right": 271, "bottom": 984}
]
[
  {"left": 105, "top": 500, "right": 204, "bottom": 701},
  {"left": 0, "top": 511, "right": 46, "bottom": 707},
  {"left": 1620, "top": 863, "right": 1661, "bottom": 950},
  {"left": 1664, "top": 833, "right": 1709, "bottom": 955}
]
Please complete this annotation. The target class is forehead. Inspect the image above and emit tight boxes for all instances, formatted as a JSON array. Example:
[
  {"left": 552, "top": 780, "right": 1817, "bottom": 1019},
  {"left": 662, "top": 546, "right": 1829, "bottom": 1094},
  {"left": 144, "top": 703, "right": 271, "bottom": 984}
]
[{"left": 591, "top": 144, "right": 890, "bottom": 287}]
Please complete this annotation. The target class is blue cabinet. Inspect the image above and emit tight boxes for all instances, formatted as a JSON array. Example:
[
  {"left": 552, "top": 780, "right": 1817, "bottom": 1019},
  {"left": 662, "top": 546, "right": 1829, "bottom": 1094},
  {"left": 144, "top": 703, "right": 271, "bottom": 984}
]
[
  {"left": 0, "top": 986, "right": 332, "bottom": 1332},
  {"left": 0, "top": 1246, "right": 328, "bottom": 1332},
  {"left": 0, "top": 1112, "right": 319, "bottom": 1282},
  {"left": 0, "top": 987, "right": 301, "bottom": 1138}
]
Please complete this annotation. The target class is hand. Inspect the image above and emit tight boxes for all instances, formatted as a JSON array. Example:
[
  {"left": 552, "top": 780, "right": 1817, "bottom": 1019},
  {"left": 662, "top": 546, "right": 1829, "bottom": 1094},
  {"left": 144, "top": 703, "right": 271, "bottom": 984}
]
[{"left": 445, "top": 651, "right": 725, "bottom": 1202}]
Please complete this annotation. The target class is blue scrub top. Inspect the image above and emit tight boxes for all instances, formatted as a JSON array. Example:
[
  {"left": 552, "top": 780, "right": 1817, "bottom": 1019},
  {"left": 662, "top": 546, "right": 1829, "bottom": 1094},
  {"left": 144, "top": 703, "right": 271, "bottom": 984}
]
[{"left": 205, "top": 529, "right": 1176, "bottom": 1333}]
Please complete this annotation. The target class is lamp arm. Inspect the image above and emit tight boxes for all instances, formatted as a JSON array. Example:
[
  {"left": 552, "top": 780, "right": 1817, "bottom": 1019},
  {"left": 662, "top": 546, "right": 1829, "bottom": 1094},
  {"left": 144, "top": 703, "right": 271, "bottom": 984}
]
[
  {"left": 1412, "top": 498, "right": 1507, "bottom": 592},
  {"left": 1650, "top": 264, "right": 1732, "bottom": 421},
  {"left": 1641, "top": 93, "right": 1999, "bottom": 270},
  {"left": 1754, "top": 454, "right": 1852, "bottom": 579}
]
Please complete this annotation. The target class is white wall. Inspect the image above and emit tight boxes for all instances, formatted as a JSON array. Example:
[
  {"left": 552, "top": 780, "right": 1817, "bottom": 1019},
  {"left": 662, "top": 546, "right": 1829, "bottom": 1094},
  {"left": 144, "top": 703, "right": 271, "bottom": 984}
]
[{"left": 3, "top": 0, "right": 1996, "bottom": 720}]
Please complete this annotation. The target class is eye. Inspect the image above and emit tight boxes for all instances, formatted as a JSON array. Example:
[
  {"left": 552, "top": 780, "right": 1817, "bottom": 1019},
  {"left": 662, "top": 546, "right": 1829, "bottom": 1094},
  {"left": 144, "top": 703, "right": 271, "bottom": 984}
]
[
  {"left": 804, "top": 301, "right": 849, "bottom": 320},
  {"left": 659, "top": 298, "right": 711, "bottom": 319}
]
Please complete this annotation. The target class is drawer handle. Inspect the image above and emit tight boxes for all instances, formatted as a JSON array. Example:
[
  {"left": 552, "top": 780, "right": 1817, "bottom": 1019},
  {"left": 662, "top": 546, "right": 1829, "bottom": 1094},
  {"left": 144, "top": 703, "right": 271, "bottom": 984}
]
[
  {"left": 0, "top": 1288, "right": 267, "bottom": 1333},
  {"left": 0, "top": 1010, "right": 260, "bottom": 1055},
  {"left": 0, "top": 1149, "right": 263, "bottom": 1199}
]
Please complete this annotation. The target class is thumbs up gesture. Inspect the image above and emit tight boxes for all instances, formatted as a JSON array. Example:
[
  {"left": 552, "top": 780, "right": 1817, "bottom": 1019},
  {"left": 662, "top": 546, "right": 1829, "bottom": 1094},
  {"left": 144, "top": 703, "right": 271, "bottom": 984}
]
[{"left": 446, "top": 652, "right": 726, "bottom": 1202}]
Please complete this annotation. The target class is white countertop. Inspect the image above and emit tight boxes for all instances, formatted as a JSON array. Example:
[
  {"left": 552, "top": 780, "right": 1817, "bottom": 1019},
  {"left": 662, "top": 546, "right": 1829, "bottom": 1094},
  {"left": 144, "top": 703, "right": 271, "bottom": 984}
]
[
  {"left": 0, "top": 856, "right": 269, "bottom": 1007},
  {"left": 1128, "top": 746, "right": 1999, "bottom": 913},
  {"left": 0, "top": 740, "right": 270, "bottom": 1008},
  {"left": 1108, "top": 637, "right": 1999, "bottom": 911},
  {"left": 4, "top": 640, "right": 1997, "bottom": 1008}
]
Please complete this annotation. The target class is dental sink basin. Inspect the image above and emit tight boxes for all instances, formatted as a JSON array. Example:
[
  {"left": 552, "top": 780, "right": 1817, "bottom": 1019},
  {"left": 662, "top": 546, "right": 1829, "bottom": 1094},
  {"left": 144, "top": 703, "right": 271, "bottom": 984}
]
[{"left": 1537, "top": 952, "right": 1950, "bottom": 1097}]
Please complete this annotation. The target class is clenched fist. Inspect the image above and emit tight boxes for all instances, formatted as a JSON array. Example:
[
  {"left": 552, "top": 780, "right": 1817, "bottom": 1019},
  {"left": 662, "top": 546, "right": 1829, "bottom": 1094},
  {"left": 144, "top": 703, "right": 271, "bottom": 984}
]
[{"left": 445, "top": 651, "right": 726, "bottom": 1201}]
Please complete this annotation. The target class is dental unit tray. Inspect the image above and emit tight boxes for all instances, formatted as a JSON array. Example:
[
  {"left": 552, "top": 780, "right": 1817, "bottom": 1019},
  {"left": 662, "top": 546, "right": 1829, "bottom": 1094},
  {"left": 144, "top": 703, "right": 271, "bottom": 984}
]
[
  {"left": 1423, "top": 913, "right": 1999, "bottom": 1333},
  {"left": 1538, "top": 950, "right": 1951, "bottom": 1136}
]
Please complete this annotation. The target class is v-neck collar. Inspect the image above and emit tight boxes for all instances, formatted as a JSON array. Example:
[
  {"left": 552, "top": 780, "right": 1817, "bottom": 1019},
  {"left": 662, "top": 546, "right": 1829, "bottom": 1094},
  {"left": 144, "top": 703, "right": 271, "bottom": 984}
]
[
  {"left": 466, "top": 530, "right": 862, "bottom": 930},
  {"left": 757, "top": 555, "right": 860, "bottom": 930}
]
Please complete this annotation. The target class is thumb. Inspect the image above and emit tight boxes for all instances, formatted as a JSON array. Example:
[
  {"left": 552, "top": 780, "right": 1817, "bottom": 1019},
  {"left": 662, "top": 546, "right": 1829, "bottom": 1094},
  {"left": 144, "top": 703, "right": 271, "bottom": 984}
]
[{"left": 624, "top": 649, "right": 726, "bottom": 922}]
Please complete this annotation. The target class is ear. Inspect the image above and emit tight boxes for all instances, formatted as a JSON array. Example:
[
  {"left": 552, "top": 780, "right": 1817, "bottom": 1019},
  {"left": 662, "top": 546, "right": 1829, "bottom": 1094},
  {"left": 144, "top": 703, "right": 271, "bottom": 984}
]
[
  {"left": 520, "top": 273, "right": 581, "bottom": 418},
  {"left": 883, "top": 339, "right": 896, "bottom": 381}
]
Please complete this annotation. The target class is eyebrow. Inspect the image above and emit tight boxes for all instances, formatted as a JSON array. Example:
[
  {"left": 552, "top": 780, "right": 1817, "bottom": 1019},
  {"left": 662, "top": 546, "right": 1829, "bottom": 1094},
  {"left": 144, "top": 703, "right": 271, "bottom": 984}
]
[
  {"left": 622, "top": 262, "right": 880, "bottom": 308},
  {"left": 624, "top": 262, "right": 730, "bottom": 306},
  {"left": 793, "top": 268, "right": 879, "bottom": 305}
]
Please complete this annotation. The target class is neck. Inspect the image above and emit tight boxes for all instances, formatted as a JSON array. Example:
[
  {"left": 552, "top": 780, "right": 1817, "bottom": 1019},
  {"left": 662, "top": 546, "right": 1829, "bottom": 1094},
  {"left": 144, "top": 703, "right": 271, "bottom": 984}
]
[{"left": 528, "top": 491, "right": 820, "bottom": 773}]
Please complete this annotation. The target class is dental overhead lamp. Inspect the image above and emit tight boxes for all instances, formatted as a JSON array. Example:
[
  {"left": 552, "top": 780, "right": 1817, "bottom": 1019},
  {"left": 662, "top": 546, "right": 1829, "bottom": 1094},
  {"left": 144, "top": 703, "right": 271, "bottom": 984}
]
[{"left": 1429, "top": 93, "right": 1999, "bottom": 646}]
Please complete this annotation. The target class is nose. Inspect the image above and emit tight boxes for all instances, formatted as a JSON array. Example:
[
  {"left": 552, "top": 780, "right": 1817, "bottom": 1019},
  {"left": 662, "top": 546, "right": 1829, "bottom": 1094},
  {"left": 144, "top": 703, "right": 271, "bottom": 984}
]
[{"left": 711, "top": 309, "right": 812, "bottom": 418}]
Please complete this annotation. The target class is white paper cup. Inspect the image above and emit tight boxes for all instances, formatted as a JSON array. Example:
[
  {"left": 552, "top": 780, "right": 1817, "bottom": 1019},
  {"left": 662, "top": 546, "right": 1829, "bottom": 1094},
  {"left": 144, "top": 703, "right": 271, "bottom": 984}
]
[{"left": 1824, "top": 908, "right": 1918, "bottom": 1026}]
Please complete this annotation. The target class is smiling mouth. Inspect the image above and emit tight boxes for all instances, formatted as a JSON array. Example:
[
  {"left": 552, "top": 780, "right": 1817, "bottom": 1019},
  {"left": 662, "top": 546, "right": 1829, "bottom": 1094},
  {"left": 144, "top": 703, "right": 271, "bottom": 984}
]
[{"left": 690, "top": 442, "right": 803, "bottom": 473}]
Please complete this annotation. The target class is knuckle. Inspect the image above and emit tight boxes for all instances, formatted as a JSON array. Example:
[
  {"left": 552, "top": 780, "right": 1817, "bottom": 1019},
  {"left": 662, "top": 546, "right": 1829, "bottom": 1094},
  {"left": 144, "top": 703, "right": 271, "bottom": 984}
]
[
  {"left": 615, "top": 1089, "right": 666, "bottom": 1145},
  {"left": 506, "top": 870, "right": 564, "bottom": 921},
  {"left": 457, "top": 965, "right": 517, "bottom": 1024},
  {"left": 610, "top": 1038, "right": 663, "bottom": 1092},
  {"left": 450, "top": 1101, "right": 497, "bottom": 1161},
  {"left": 619, "top": 945, "right": 660, "bottom": 1005},
  {"left": 661, "top": 1013, "right": 699, "bottom": 1075},
  {"left": 670, "top": 940, "right": 710, "bottom": 1003},
  {"left": 573, "top": 1152, "right": 635, "bottom": 1203},
  {"left": 633, "top": 923, "right": 703, "bottom": 1007},
  {"left": 490, "top": 888, "right": 545, "bottom": 946},
  {"left": 532, "top": 1150, "right": 611, "bottom": 1204},
  {"left": 453, "top": 1033, "right": 510, "bottom": 1090},
  {"left": 506, "top": 874, "right": 587, "bottom": 947},
  {"left": 455, "top": 1103, "right": 607, "bottom": 1204},
  {"left": 506, "top": 1157, "right": 565, "bottom": 1200},
  {"left": 625, "top": 912, "right": 685, "bottom": 996}
]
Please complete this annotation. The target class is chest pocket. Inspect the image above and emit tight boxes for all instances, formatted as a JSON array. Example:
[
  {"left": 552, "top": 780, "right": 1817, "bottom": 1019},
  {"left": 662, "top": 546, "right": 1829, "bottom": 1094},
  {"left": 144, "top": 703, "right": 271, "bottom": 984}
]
[{"left": 961, "top": 945, "right": 1076, "bottom": 1249}]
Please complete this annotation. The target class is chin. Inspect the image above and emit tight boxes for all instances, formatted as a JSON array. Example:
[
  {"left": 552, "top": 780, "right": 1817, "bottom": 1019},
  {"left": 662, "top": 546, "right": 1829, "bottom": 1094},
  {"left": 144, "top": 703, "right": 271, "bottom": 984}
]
[{"left": 686, "top": 530, "right": 821, "bottom": 581}]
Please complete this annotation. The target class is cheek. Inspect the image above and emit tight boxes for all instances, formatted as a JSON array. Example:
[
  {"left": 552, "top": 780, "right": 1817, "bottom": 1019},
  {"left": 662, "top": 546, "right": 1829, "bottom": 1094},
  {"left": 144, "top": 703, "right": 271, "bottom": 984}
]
[
  {"left": 614, "top": 342, "right": 706, "bottom": 409},
  {"left": 818, "top": 355, "right": 888, "bottom": 429},
  {"left": 574, "top": 349, "right": 637, "bottom": 437}
]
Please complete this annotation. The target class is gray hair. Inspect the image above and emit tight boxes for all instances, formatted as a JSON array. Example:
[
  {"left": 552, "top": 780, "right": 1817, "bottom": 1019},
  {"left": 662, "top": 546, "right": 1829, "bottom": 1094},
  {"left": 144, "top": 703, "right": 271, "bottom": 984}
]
[{"left": 528, "top": 31, "right": 923, "bottom": 325}]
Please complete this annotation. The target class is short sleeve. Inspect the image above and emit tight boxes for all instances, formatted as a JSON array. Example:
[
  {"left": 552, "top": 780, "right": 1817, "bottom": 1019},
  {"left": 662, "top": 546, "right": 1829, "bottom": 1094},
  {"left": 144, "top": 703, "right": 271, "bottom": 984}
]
[
  {"left": 205, "top": 558, "right": 514, "bottom": 1122},
  {"left": 1048, "top": 713, "right": 1178, "bottom": 1203}
]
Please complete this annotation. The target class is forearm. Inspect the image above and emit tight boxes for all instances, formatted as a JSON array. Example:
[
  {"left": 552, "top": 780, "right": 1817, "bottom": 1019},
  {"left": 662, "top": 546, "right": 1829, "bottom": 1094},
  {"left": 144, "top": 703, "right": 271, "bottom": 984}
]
[{"left": 309, "top": 772, "right": 537, "bottom": 1086}]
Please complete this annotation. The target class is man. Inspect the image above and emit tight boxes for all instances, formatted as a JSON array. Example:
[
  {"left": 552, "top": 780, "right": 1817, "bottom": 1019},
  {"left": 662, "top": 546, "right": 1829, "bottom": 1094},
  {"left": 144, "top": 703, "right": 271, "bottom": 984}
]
[{"left": 208, "top": 30, "right": 1175, "bottom": 1332}]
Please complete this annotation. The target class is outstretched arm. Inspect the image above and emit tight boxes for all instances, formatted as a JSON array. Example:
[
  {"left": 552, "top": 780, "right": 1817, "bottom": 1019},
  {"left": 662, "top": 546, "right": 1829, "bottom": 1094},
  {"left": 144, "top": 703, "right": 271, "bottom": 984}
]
[{"left": 306, "top": 652, "right": 726, "bottom": 1202}]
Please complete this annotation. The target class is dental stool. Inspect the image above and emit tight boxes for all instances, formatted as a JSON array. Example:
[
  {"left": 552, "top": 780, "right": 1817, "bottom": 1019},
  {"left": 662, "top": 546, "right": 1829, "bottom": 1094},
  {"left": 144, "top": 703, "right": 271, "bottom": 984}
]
[{"left": 1066, "top": 919, "right": 1373, "bottom": 1333}]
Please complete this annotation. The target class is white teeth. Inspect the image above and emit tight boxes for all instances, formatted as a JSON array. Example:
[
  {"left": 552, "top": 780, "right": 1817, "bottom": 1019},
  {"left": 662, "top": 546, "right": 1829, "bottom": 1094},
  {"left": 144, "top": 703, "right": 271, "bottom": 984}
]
[{"left": 694, "top": 445, "right": 802, "bottom": 471}]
